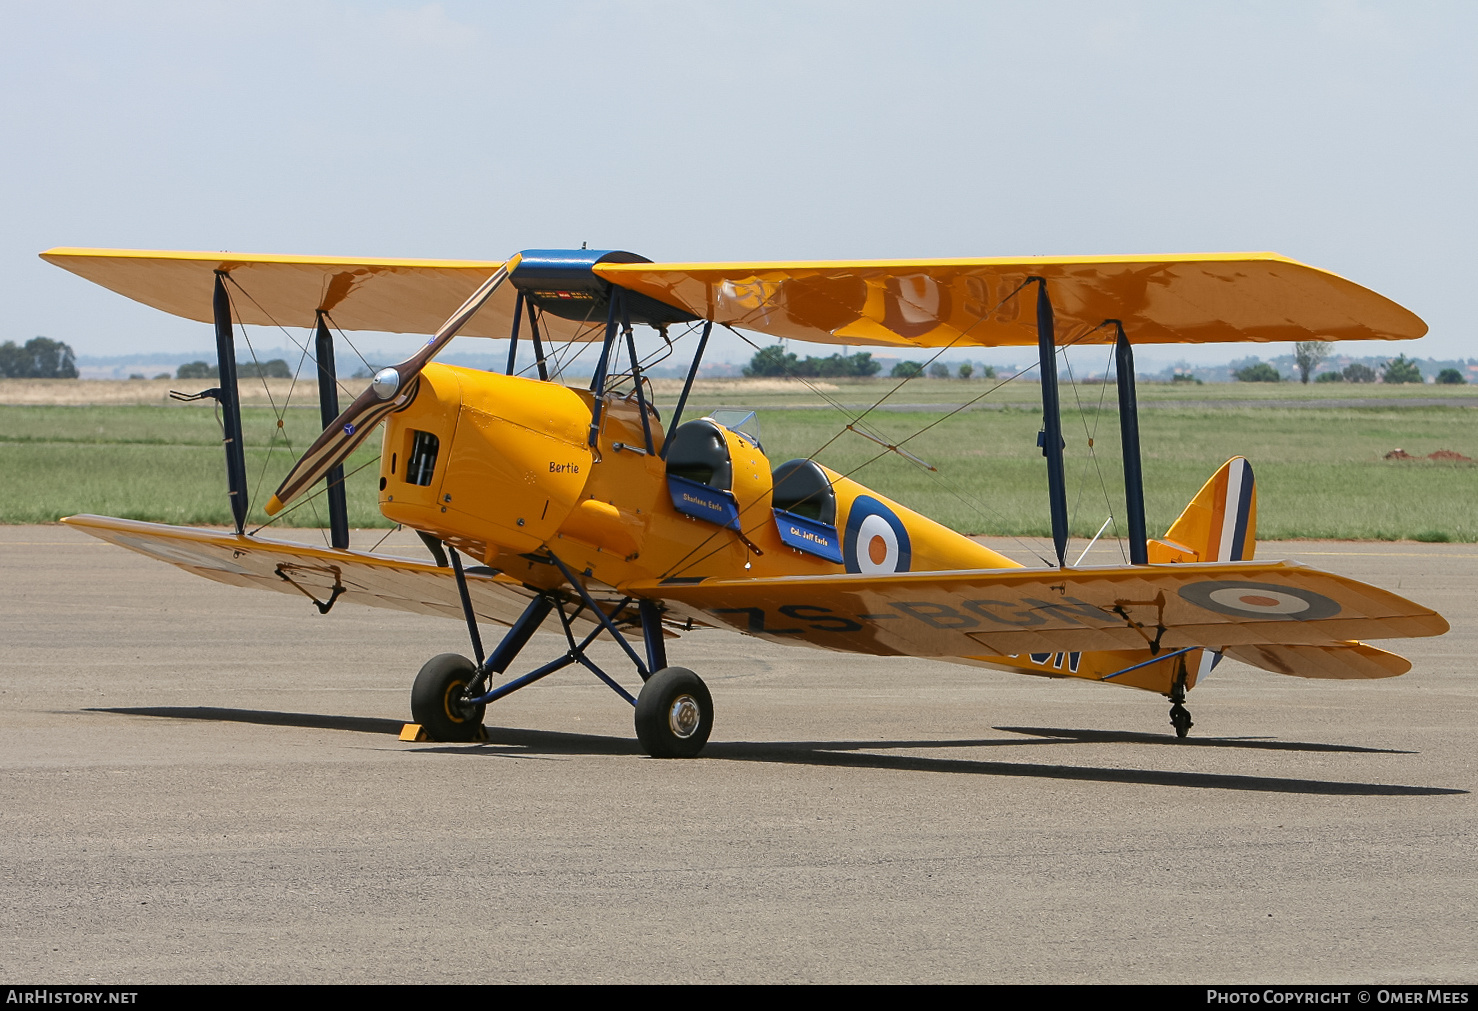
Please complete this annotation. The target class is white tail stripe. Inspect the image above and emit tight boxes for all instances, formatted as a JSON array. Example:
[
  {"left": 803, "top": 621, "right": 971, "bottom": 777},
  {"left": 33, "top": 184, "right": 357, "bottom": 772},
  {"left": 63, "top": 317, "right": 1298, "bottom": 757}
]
[
  {"left": 1217, "top": 457, "right": 1248, "bottom": 562},
  {"left": 1201, "top": 457, "right": 1252, "bottom": 681},
  {"left": 1196, "top": 647, "right": 1218, "bottom": 680}
]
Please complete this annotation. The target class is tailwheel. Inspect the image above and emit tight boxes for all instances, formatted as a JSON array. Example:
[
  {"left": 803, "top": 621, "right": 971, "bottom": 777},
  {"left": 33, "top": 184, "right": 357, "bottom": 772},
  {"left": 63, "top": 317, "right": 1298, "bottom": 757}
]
[
  {"left": 1167, "top": 659, "right": 1194, "bottom": 739},
  {"left": 635, "top": 667, "right": 713, "bottom": 758},
  {"left": 411, "top": 653, "right": 487, "bottom": 742},
  {"left": 1170, "top": 702, "right": 1194, "bottom": 739}
]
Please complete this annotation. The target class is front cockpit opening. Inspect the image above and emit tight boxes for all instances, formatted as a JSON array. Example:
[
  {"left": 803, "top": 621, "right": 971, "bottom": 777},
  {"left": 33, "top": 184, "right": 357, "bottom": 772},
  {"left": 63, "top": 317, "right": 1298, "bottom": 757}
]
[
  {"left": 664, "top": 418, "right": 740, "bottom": 528},
  {"left": 665, "top": 419, "right": 732, "bottom": 490}
]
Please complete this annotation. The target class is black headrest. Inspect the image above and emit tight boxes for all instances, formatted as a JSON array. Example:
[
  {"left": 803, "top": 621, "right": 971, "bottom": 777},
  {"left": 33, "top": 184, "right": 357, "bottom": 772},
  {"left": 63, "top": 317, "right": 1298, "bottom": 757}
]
[
  {"left": 771, "top": 459, "right": 835, "bottom": 524},
  {"left": 665, "top": 420, "right": 733, "bottom": 490}
]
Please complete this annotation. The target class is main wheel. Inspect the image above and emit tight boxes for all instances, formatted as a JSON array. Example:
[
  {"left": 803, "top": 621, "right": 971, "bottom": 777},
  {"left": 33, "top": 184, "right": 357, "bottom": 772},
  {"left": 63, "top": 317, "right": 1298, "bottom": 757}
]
[
  {"left": 634, "top": 667, "right": 713, "bottom": 758},
  {"left": 410, "top": 653, "right": 486, "bottom": 742}
]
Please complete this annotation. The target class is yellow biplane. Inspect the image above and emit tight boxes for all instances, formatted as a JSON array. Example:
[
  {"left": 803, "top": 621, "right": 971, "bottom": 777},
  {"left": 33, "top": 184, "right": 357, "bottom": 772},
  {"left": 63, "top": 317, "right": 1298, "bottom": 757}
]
[{"left": 42, "top": 246, "right": 1448, "bottom": 755}]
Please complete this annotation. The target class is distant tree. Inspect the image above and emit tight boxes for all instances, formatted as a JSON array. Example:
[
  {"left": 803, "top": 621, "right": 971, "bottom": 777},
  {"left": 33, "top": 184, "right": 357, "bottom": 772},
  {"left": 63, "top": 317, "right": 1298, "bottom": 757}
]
[
  {"left": 957, "top": 362, "right": 974, "bottom": 379},
  {"left": 927, "top": 361, "right": 951, "bottom": 379},
  {"left": 128, "top": 373, "right": 145, "bottom": 380},
  {"left": 32, "top": 338, "right": 77, "bottom": 378},
  {"left": 152, "top": 372, "right": 171, "bottom": 380},
  {"left": 1314, "top": 371, "right": 1344, "bottom": 383},
  {"left": 1233, "top": 362, "right": 1281, "bottom": 382},
  {"left": 1294, "top": 340, "right": 1333, "bottom": 384},
  {"left": 891, "top": 361, "right": 925, "bottom": 379},
  {"left": 1342, "top": 362, "right": 1376, "bottom": 383},
  {"left": 746, "top": 345, "right": 878, "bottom": 378},
  {"left": 0, "top": 342, "right": 22, "bottom": 377},
  {"left": 795, "top": 352, "right": 880, "bottom": 378},
  {"left": 1171, "top": 373, "right": 1201, "bottom": 384},
  {"left": 980, "top": 364, "right": 996, "bottom": 379},
  {"left": 1381, "top": 354, "right": 1422, "bottom": 384},
  {"left": 239, "top": 358, "right": 292, "bottom": 379},
  {"left": 744, "top": 345, "right": 798, "bottom": 377},
  {"left": 788, "top": 355, "right": 823, "bottom": 377},
  {"left": 1436, "top": 368, "right": 1466, "bottom": 385},
  {"left": 0, "top": 337, "right": 78, "bottom": 378},
  {"left": 177, "top": 361, "right": 218, "bottom": 379}
]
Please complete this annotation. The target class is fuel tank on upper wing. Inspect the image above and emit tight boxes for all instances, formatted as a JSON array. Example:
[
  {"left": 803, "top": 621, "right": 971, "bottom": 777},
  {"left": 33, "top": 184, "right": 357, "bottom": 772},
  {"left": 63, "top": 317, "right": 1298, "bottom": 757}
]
[{"left": 379, "top": 364, "right": 593, "bottom": 554}]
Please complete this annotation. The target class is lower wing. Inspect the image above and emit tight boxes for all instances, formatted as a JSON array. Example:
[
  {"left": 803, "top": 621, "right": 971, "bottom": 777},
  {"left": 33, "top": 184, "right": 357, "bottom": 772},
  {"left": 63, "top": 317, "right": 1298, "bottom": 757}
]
[
  {"left": 62, "top": 514, "right": 578, "bottom": 629},
  {"left": 631, "top": 560, "right": 1447, "bottom": 659}
]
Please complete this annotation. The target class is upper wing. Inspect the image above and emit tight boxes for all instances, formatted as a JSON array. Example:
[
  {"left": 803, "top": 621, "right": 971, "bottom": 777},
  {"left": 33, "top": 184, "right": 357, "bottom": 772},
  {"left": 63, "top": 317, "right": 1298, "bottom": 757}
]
[
  {"left": 631, "top": 560, "right": 1447, "bottom": 658},
  {"left": 595, "top": 253, "right": 1427, "bottom": 348},
  {"left": 45, "top": 247, "right": 1424, "bottom": 351},
  {"left": 39, "top": 247, "right": 521, "bottom": 339},
  {"left": 61, "top": 514, "right": 584, "bottom": 629}
]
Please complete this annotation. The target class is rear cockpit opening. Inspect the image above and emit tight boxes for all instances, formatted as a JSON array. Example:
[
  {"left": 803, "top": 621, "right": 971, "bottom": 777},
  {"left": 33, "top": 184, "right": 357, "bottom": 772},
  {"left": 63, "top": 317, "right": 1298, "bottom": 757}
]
[
  {"left": 770, "top": 458, "right": 842, "bottom": 562},
  {"left": 771, "top": 459, "right": 836, "bottom": 524}
]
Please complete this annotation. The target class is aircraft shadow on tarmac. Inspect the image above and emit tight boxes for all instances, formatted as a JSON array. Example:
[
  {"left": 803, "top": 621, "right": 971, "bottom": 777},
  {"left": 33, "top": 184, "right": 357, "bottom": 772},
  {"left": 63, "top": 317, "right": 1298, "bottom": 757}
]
[{"left": 90, "top": 706, "right": 1464, "bottom": 797}]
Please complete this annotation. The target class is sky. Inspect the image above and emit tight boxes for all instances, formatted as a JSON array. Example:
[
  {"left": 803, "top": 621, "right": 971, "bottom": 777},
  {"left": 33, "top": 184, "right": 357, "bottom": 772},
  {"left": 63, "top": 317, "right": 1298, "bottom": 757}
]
[{"left": 2, "top": 0, "right": 1474, "bottom": 370}]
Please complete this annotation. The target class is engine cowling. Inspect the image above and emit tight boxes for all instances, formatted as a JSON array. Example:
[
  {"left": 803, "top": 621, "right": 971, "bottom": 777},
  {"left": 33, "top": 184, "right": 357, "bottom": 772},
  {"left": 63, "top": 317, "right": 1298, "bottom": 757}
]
[{"left": 379, "top": 364, "right": 593, "bottom": 555}]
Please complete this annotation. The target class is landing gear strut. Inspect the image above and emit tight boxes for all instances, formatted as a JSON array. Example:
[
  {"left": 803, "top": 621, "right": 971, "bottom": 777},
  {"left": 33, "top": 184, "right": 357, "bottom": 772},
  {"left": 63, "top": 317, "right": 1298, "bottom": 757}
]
[
  {"left": 1168, "top": 664, "right": 1193, "bottom": 739},
  {"left": 410, "top": 543, "right": 714, "bottom": 758}
]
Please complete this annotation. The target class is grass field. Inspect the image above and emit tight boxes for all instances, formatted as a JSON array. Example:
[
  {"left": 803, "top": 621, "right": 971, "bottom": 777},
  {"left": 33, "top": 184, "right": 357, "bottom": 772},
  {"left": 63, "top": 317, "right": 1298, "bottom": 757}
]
[
  {"left": 0, "top": 404, "right": 385, "bottom": 529},
  {"left": 1, "top": 379, "right": 1474, "bottom": 541}
]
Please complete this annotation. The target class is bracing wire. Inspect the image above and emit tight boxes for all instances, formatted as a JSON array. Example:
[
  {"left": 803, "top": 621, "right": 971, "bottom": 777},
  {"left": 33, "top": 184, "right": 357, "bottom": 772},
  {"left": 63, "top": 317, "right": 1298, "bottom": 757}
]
[
  {"left": 804, "top": 278, "right": 1036, "bottom": 461},
  {"left": 224, "top": 276, "right": 359, "bottom": 402},
  {"left": 247, "top": 453, "right": 380, "bottom": 534},
  {"left": 321, "top": 313, "right": 376, "bottom": 378},
  {"left": 659, "top": 318, "right": 1114, "bottom": 579},
  {"left": 1059, "top": 335, "right": 1122, "bottom": 560},
  {"left": 367, "top": 524, "right": 403, "bottom": 554},
  {"left": 221, "top": 280, "right": 324, "bottom": 535}
]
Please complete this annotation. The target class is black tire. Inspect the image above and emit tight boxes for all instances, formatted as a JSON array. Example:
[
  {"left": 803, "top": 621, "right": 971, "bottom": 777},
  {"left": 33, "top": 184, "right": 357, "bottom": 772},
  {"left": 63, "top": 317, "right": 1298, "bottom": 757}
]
[
  {"left": 634, "top": 667, "right": 713, "bottom": 758},
  {"left": 410, "top": 653, "right": 486, "bottom": 742},
  {"left": 1170, "top": 703, "right": 1193, "bottom": 739}
]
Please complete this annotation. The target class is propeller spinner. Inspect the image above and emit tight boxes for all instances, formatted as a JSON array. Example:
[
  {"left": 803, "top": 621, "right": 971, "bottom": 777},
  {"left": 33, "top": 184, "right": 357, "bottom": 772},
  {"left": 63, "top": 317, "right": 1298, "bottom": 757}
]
[{"left": 264, "top": 254, "right": 521, "bottom": 516}]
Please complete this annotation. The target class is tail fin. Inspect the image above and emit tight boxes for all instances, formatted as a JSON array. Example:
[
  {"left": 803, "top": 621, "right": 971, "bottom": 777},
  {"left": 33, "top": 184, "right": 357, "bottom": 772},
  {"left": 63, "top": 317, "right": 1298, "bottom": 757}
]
[
  {"left": 1148, "top": 457, "right": 1257, "bottom": 689},
  {"left": 1148, "top": 457, "right": 1257, "bottom": 564}
]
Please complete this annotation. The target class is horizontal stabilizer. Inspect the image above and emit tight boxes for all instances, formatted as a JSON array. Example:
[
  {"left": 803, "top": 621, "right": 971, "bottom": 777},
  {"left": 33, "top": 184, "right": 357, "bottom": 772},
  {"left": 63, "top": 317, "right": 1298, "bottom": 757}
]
[{"left": 1224, "top": 641, "right": 1410, "bottom": 679}]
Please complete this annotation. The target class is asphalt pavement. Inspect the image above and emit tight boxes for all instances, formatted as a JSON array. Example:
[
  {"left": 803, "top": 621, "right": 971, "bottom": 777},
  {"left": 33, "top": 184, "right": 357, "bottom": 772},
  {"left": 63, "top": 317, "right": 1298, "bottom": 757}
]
[{"left": 1, "top": 526, "right": 1473, "bottom": 983}]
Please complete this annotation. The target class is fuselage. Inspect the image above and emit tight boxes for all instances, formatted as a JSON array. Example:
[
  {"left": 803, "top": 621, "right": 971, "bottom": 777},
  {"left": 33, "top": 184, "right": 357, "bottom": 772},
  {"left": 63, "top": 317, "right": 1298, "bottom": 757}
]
[
  {"left": 376, "top": 363, "right": 1196, "bottom": 694},
  {"left": 377, "top": 364, "right": 1015, "bottom": 580}
]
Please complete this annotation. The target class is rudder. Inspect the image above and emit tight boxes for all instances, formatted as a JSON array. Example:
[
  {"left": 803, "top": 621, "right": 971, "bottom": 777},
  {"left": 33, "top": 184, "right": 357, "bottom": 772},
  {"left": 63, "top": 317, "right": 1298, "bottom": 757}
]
[
  {"left": 1148, "top": 457, "right": 1256, "bottom": 564},
  {"left": 1146, "top": 457, "right": 1257, "bottom": 688}
]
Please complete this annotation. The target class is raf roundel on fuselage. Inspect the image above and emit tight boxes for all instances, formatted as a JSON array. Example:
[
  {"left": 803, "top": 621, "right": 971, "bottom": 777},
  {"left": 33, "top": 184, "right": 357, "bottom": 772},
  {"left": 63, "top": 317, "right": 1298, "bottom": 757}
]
[{"left": 843, "top": 496, "right": 912, "bottom": 575}]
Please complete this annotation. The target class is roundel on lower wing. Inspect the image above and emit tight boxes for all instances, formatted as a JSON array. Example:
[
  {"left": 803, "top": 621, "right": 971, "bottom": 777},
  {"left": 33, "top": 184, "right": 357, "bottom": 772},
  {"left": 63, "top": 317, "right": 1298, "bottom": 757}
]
[
  {"left": 843, "top": 496, "right": 912, "bottom": 574},
  {"left": 1178, "top": 581, "right": 1341, "bottom": 621}
]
